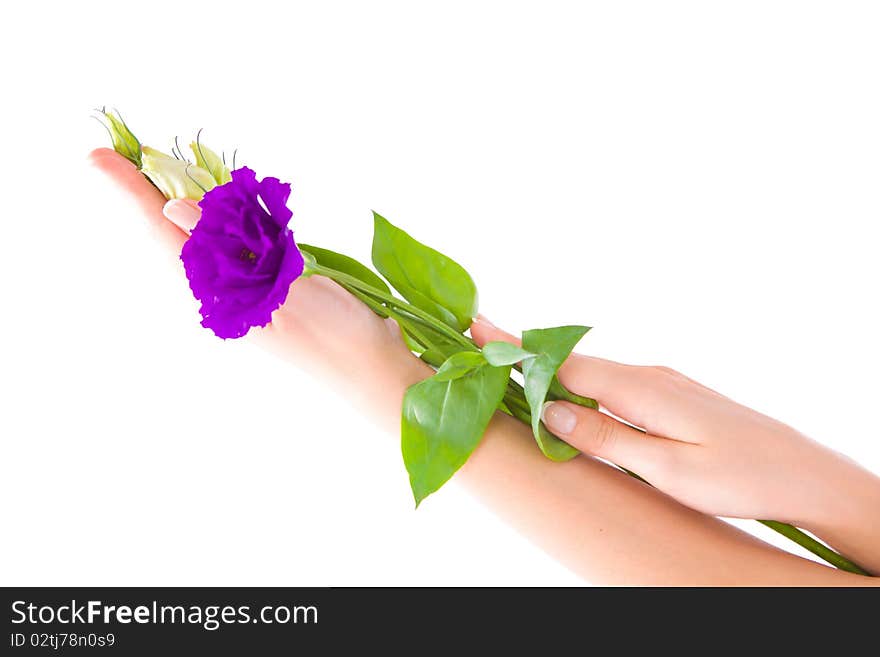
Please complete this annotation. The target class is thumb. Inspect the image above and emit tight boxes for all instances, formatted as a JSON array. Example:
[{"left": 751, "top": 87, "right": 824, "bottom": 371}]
[
  {"left": 541, "top": 401, "right": 680, "bottom": 483},
  {"left": 470, "top": 315, "right": 521, "bottom": 348},
  {"left": 89, "top": 148, "right": 186, "bottom": 252},
  {"left": 162, "top": 198, "right": 201, "bottom": 234}
]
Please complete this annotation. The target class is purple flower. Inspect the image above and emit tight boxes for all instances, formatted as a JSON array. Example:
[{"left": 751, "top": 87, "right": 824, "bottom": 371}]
[{"left": 181, "top": 167, "right": 304, "bottom": 339}]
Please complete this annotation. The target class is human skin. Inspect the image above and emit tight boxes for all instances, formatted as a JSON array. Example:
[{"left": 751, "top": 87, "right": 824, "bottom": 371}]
[
  {"left": 471, "top": 320, "right": 880, "bottom": 576},
  {"left": 90, "top": 147, "right": 878, "bottom": 585}
]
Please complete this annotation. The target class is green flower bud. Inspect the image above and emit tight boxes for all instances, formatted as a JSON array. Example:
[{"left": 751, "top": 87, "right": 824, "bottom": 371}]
[
  {"left": 95, "top": 108, "right": 142, "bottom": 168},
  {"left": 190, "top": 136, "right": 232, "bottom": 186},
  {"left": 140, "top": 146, "right": 217, "bottom": 201}
]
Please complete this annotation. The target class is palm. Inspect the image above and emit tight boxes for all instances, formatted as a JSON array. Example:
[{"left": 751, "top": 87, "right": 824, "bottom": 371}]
[{"left": 89, "top": 148, "right": 413, "bottom": 376}]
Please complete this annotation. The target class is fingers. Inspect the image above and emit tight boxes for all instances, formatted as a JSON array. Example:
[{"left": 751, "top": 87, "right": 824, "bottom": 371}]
[
  {"left": 88, "top": 148, "right": 186, "bottom": 252},
  {"left": 470, "top": 314, "right": 704, "bottom": 436},
  {"left": 471, "top": 314, "right": 641, "bottom": 414},
  {"left": 541, "top": 401, "right": 682, "bottom": 482},
  {"left": 470, "top": 314, "right": 521, "bottom": 347},
  {"left": 384, "top": 317, "right": 410, "bottom": 348},
  {"left": 163, "top": 199, "right": 201, "bottom": 234}
]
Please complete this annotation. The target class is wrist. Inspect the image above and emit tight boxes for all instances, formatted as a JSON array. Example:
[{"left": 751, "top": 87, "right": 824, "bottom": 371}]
[
  {"left": 345, "top": 351, "right": 431, "bottom": 433},
  {"left": 799, "top": 453, "right": 880, "bottom": 539}
]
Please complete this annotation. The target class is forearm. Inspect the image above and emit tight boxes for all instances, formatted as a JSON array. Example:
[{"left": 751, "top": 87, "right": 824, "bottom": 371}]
[
  {"left": 93, "top": 146, "right": 878, "bottom": 584},
  {"left": 332, "top": 351, "right": 876, "bottom": 585},
  {"left": 458, "top": 413, "right": 875, "bottom": 585},
  {"left": 799, "top": 457, "right": 880, "bottom": 576},
  {"left": 254, "top": 275, "right": 877, "bottom": 585}
]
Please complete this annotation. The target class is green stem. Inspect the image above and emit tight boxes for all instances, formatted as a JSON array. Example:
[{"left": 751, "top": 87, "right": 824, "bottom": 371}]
[
  {"left": 758, "top": 520, "right": 869, "bottom": 575},
  {"left": 311, "top": 264, "right": 475, "bottom": 351},
  {"left": 337, "top": 282, "right": 435, "bottom": 356},
  {"left": 318, "top": 263, "right": 869, "bottom": 576},
  {"left": 337, "top": 281, "right": 391, "bottom": 319}
]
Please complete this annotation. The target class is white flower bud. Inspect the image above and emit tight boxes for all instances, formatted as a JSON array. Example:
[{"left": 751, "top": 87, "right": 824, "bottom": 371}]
[{"left": 140, "top": 146, "right": 217, "bottom": 201}]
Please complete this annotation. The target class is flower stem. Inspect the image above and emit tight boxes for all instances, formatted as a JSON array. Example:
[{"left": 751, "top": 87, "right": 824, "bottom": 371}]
[
  {"left": 758, "top": 520, "right": 869, "bottom": 575},
  {"left": 311, "top": 264, "right": 475, "bottom": 351},
  {"left": 313, "top": 263, "right": 869, "bottom": 576}
]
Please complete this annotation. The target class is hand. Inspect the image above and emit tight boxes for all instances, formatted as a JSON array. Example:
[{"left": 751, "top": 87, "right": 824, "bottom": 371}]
[
  {"left": 91, "top": 148, "right": 878, "bottom": 583},
  {"left": 89, "top": 148, "right": 428, "bottom": 428},
  {"left": 471, "top": 317, "right": 880, "bottom": 537}
]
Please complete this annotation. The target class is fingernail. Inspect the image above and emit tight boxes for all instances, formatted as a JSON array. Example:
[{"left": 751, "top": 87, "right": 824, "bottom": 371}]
[
  {"left": 162, "top": 199, "right": 200, "bottom": 233},
  {"left": 384, "top": 317, "right": 402, "bottom": 339},
  {"left": 474, "top": 314, "right": 496, "bottom": 328},
  {"left": 542, "top": 402, "right": 577, "bottom": 434}
]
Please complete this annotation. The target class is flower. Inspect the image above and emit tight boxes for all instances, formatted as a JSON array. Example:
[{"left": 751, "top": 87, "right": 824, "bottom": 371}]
[
  {"left": 141, "top": 146, "right": 218, "bottom": 201},
  {"left": 180, "top": 167, "right": 304, "bottom": 338}
]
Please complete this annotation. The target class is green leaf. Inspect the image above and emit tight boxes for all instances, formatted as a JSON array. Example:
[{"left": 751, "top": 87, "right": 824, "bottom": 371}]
[
  {"left": 433, "top": 351, "right": 486, "bottom": 381},
  {"left": 481, "top": 341, "right": 535, "bottom": 366},
  {"left": 371, "top": 212, "right": 478, "bottom": 332},
  {"left": 380, "top": 313, "right": 462, "bottom": 363},
  {"left": 300, "top": 244, "right": 431, "bottom": 355},
  {"left": 390, "top": 318, "right": 429, "bottom": 355},
  {"left": 298, "top": 244, "right": 391, "bottom": 295},
  {"left": 402, "top": 361, "right": 510, "bottom": 506},
  {"left": 534, "top": 423, "right": 578, "bottom": 461},
  {"left": 420, "top": 333, "right": 466, "bottom": 367},
  {"left": 521, "top": 325, "right": 591, "bottom": 461},
  {"left": 548, "top": 378, "right": 599, "bottom": 409}
]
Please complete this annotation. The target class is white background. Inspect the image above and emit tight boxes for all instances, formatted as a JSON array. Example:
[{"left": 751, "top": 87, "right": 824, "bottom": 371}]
[{"left": 1, "top": 1, "right": 878, "bottom": 585}]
